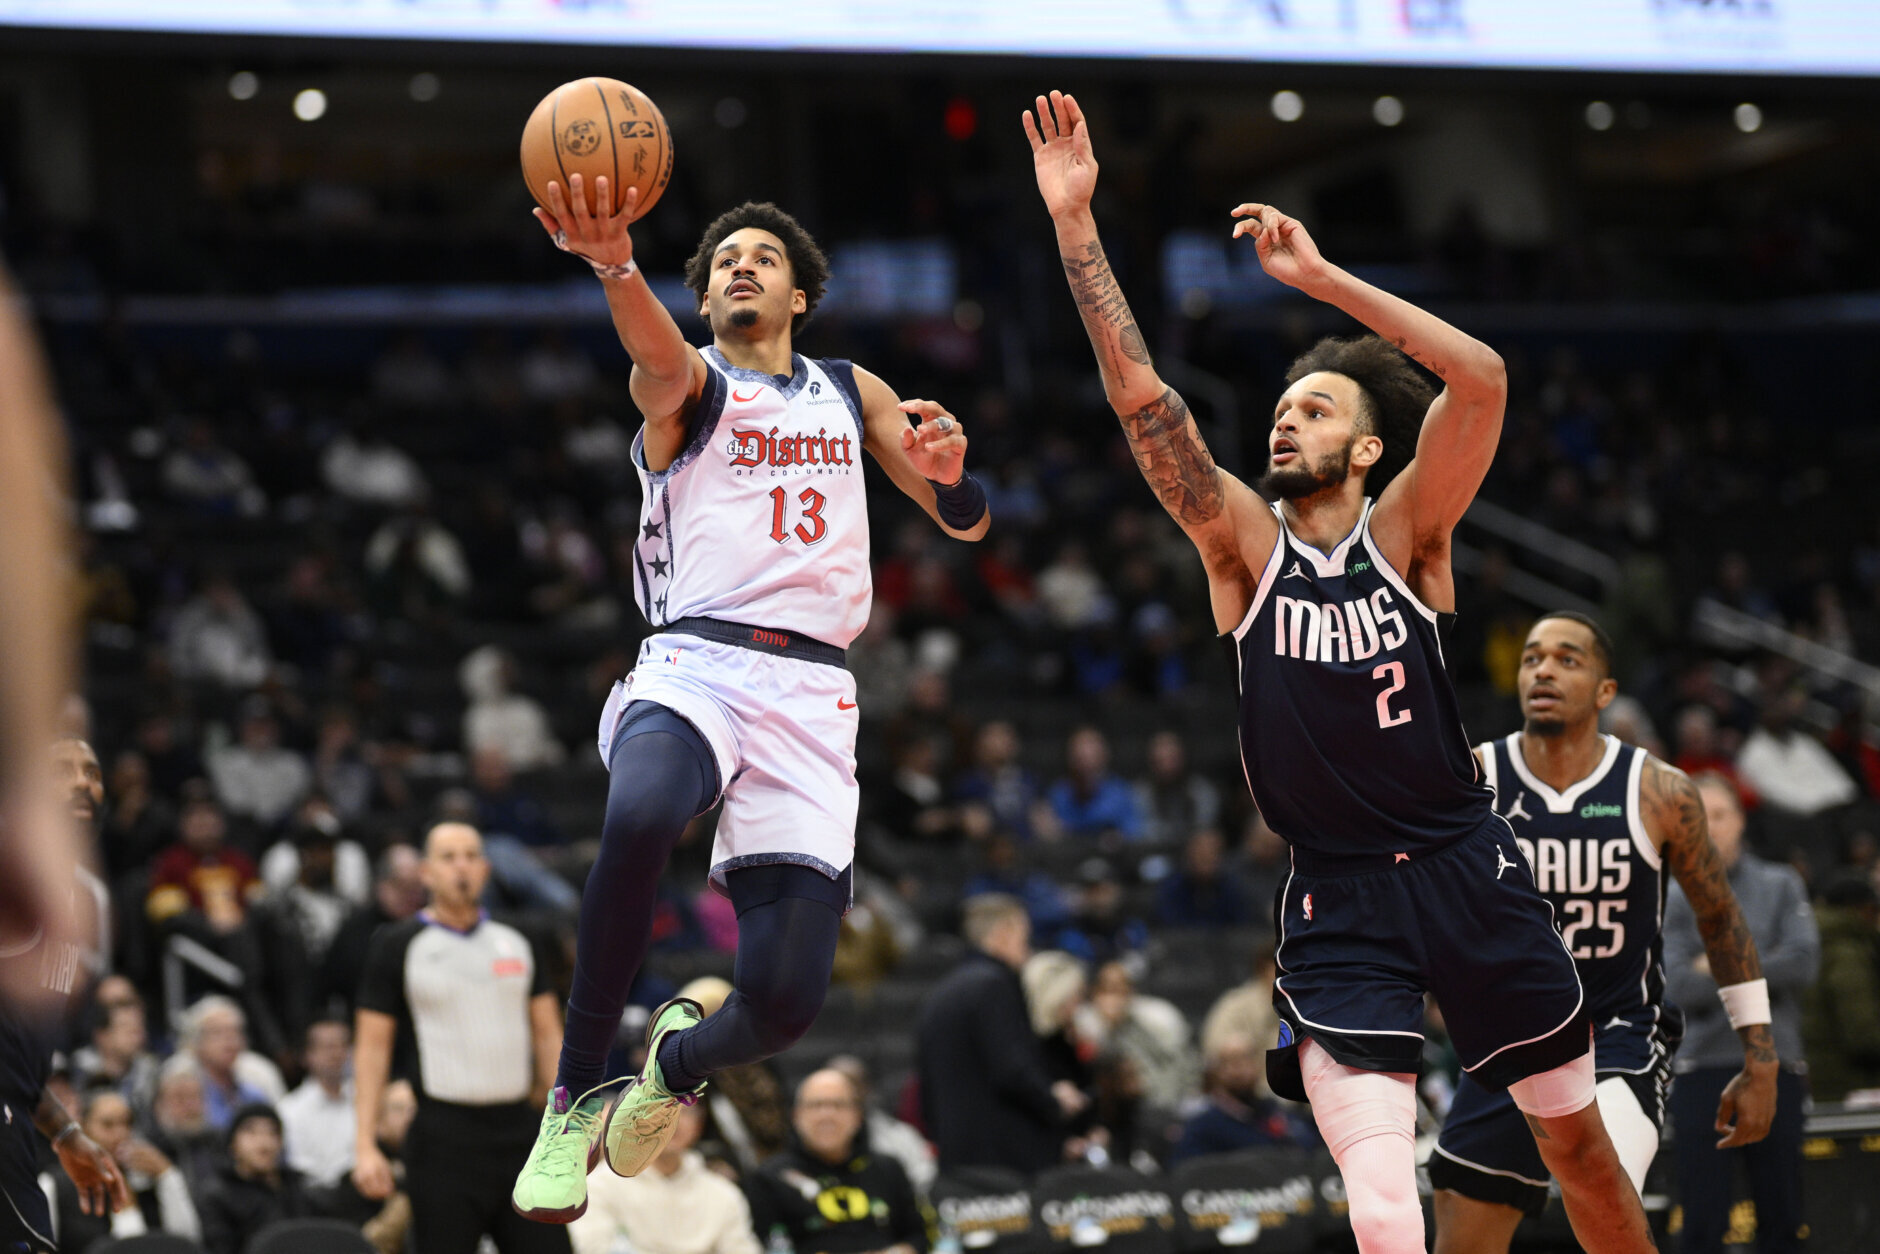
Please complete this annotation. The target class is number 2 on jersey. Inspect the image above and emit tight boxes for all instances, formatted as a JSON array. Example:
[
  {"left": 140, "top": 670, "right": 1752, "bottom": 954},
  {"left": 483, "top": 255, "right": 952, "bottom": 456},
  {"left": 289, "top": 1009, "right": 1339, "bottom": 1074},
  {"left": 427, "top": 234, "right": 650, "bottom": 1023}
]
[
  {"left": 768, "top": 486, "right": 828, "bottom": 546},
  {"left": 1373, "top": 661, "right": 1413, "bottom": 729}
]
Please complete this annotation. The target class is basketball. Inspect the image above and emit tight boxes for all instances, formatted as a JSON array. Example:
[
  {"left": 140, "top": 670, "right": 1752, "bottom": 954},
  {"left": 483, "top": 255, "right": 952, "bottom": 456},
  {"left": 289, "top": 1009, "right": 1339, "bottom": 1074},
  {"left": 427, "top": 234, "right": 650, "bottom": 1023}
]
[{"left": 520, "top": 77, "right": 673, "bottom": 220}]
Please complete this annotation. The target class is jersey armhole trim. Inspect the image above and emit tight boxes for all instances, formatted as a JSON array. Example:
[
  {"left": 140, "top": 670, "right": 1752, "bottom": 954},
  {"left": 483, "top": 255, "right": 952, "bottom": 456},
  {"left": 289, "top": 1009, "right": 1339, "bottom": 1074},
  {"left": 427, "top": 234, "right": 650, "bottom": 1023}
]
[
  {"left": 645, "top": 360, "right": 726, "bottom": 485},
  {"left": 1229, "top": 506, "right": 1289, "bottom": 643},
  {"left": 1359, "top": 507, "right": 1440, "bottom": 625},
  {"left": 818, "top": 357, "right": 867, "bottom": 443},
  {"left": 1627, "top": 750, "right": 1661, "bottom": 871},
  {"left": 1477, "top": 740, "right": 1500, "bottom": 800}
]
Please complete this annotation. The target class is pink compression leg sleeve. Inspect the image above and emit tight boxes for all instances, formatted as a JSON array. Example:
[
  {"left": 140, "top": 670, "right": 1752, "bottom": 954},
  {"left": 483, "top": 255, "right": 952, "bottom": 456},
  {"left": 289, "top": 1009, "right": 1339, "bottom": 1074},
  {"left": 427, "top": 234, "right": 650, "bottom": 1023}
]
[{"left": 1300, "top": 1037, "right": 1424, "bottom": 1254}]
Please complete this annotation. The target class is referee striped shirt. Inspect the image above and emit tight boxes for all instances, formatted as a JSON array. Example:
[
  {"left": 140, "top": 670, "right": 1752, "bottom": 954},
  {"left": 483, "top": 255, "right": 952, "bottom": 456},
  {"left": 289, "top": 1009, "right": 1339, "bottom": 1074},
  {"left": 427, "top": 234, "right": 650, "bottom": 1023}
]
[{"left": 358, "top": 912, "right": 548, "bottom": 1106}]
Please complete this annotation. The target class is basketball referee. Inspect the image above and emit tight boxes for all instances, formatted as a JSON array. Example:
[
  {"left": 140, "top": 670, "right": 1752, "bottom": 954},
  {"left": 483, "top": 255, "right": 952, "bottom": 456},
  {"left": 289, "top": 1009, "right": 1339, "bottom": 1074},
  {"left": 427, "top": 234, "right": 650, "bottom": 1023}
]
[{"left": 350, "top": 823, "right": 569, "bottom": 1254}]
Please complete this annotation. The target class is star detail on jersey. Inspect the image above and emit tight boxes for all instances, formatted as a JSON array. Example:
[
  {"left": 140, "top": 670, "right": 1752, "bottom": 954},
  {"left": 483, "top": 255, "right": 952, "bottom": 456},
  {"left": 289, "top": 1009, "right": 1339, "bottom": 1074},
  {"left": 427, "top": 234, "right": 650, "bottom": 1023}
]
[
  {"left": 1504, "top": 791, "right": 1533, "bottom": 822},
  {"left": 642, "top": 518, "right": 664, "bottom": 542},
  {"left": 1495, "top": 847, "right": 1516, "bottom": 880},
  {"left": 649, "top": 556, "right": 669, "bottom": 578},
  {"left": 653, "top": 594, "right": 667, "bottom": 617},
  {"left": 1283, "top": 560, "right": 1306, "bottom": 580},
  {"left": 1394, "top": 852, "right": 1409, "bottom": 863}
]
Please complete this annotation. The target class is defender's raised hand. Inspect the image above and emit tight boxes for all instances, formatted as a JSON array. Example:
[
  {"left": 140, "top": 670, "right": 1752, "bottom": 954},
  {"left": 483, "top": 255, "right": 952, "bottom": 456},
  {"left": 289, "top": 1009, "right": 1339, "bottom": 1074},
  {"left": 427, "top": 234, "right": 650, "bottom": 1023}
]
[
  {"left": 533, "top": 173, "right": 638, "bottom": 270},
  {"left": 1231, "top": 203, "right": 1330, "bottom": 295},
  {"left": 1024, "top": 91, "right": 1098, "bottom": 220}
]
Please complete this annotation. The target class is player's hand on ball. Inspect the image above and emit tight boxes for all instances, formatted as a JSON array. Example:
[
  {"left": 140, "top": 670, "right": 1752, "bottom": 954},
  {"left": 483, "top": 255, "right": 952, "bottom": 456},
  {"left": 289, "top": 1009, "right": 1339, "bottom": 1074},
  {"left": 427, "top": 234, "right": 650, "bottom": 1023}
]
[
  {"left": 533, "top": 173, "right": 637, "bottom": 268},
  {"left": 353, "top": 1144, "right": 396, "bottom": 1200},
  {"left": 1231, "top": 203, "right": 1329, "bottom": 294},
  {"left": 1024, "top": 90, "right": 1098, "bottom": 219},
  {"left": 900, "top": 400, "right": 967, "bottom": 486}
]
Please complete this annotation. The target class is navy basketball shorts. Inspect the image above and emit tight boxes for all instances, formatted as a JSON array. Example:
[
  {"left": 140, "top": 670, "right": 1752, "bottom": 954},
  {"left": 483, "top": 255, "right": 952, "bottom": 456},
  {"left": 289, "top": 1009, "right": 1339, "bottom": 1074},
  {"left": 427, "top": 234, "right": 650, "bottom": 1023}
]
[
  {"left": 0, "top": 1100, "right": 54, "bottom": 1254},
  {"left": 1430, "top": 1010, "right": 1678, "bottom": 1212},
  {"left": 1266, "top": 817, "right": 1590, "bottom": 1103}
]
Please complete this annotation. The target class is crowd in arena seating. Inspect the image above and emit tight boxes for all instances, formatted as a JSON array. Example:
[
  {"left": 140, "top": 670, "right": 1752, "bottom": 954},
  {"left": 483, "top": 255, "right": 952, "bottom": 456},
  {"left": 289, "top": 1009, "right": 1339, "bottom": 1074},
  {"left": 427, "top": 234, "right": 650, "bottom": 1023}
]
[{"left": 20, "top": 252, "right": 1880, "bottom": 1252}]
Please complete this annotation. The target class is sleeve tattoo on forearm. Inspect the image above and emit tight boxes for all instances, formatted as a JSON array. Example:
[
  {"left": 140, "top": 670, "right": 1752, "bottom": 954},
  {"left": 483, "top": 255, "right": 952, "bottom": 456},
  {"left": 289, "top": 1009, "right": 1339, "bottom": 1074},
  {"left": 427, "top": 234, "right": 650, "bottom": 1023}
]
[
  {"left": 1121, "top": 389, "right": 1225, "bottom": 527},
  {"left": 1648, "top": 761, "right": 1773, "bottom": 1061},
  {"left": 1062, "top": 242, "right": 1150, "bottom": 372}
]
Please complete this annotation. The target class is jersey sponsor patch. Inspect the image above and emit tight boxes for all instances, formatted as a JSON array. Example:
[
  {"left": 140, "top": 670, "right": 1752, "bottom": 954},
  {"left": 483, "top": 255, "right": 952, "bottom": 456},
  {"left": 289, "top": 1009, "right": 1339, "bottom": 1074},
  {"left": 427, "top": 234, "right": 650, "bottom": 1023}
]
[{"left": 492, "top": 957, "right": 527, "bottom": 978}]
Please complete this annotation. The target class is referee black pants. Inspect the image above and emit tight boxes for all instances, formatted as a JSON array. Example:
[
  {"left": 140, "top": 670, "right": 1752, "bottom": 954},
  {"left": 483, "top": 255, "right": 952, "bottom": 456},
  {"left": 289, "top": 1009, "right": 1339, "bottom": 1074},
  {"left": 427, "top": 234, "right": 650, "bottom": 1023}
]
[{"left": 408, "top": 1099, "right": 570, "bottom": 1254}]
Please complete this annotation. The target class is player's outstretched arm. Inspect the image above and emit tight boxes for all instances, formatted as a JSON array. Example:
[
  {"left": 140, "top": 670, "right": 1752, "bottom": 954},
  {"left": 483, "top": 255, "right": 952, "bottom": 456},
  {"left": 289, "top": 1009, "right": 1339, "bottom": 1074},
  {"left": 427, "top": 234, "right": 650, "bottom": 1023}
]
[
  {"left": 854, "top": 366, "right": 989, "bottom": 542},
  {"left": 1643, "top": 758, "right": 1779, "bottom": 1148},
  {"left": 532, "top": 174, "right": 705, "bottom": 467},
  {"left": 1026, "top": 91, "right": 1271, "bottom": 631},
  {"left": 1232, "top": 204, "right": 1505, "bottom": 557}
]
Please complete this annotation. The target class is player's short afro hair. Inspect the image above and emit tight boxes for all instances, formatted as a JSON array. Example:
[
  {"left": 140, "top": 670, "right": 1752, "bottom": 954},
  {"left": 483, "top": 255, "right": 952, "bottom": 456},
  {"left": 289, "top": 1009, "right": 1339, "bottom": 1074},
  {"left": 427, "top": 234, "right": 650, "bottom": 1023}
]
[
  {"left": 684, "top": 201, "right": 830, "bottom": 336},
  {"left": 1284, "top": 335, "right": 1437, "bottom": 498}
]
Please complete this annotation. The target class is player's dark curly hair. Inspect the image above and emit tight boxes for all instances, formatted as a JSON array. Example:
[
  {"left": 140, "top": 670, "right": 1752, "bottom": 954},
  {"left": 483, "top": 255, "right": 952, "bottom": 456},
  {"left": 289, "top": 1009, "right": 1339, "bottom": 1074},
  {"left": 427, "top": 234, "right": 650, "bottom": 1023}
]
[
  {"left": 1283, "top": 335, "right": 1437, "bottom": 498},
  {"left": 683, "top": 201, "right": 830, "bottom": 336}
]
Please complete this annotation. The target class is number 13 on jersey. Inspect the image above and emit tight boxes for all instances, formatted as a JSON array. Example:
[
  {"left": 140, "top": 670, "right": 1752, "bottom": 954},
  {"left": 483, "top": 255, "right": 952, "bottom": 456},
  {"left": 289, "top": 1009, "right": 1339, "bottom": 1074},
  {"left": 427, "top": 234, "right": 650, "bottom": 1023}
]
[{"left": 768, "top": 486, "right": 828, "bottom": 546}]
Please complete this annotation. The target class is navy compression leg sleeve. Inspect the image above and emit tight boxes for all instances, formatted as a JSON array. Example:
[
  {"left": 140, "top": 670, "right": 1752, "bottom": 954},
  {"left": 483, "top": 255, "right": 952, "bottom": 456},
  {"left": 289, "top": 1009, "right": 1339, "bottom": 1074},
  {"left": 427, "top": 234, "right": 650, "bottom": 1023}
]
[{"left": 555, "top": 701, "right": 717, "bottom": 1095}]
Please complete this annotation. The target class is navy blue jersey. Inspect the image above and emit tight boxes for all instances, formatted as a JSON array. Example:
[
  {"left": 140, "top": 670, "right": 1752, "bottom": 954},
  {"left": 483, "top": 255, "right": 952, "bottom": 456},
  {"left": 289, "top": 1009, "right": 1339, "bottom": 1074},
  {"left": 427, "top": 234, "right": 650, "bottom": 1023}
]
[
  {"left": 1231, "top": 501, "right": 1492, "bottom": 857},
  {"left": 1481, "top": 733, "right": 1668, "bottom": 1025}
]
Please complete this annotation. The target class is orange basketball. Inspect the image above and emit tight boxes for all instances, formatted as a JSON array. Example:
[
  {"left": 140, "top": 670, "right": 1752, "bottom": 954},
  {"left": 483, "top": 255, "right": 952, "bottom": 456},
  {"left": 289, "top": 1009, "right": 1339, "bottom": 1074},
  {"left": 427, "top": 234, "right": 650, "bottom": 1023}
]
[{"left": 520, "top": 78, "right": 673, "bottom": 220}]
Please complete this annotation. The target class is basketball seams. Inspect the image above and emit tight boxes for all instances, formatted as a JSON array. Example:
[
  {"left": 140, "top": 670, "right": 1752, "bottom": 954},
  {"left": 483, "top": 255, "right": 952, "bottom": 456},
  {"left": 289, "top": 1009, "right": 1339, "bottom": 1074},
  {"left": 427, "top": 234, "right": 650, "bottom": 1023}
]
[
  {"left": 594, "top": 78, "right": 620, "bottom": 215},
  {"left": 549, "top": 86, "right": 574, "bottom": 208}
]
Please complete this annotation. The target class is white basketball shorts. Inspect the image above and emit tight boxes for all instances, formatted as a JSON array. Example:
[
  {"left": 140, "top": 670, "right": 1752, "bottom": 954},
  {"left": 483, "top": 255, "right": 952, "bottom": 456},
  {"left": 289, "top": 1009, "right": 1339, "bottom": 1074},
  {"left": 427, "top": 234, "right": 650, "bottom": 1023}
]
[{"left": 597, "top": 630, "right": 860, "bottom": 894}]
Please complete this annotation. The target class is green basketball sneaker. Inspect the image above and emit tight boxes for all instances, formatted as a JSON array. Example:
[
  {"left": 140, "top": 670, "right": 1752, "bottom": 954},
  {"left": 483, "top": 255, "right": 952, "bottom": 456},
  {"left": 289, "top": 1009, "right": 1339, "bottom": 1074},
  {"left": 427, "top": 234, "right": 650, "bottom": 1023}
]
[
  {"left": 603, "top": 997, "right": 706, "bottom": 1178},
  {"left": 511, "top": 1084, "right": 612, "bottom": 1223}
]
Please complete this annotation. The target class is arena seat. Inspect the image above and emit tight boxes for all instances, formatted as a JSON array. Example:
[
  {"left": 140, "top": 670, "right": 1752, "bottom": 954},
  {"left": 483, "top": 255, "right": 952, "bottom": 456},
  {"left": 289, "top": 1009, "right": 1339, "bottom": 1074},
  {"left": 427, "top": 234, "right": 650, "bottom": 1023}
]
[
  {"left": 243, "top": 1218, "right": 378, "bottom": 1254},
  {"left": 1167, "top": 1148, "right": 1321, "bottom": 1254},
  {"left": 91, "top": 1238, "right": 205, "bottom": 1254},
  {"left": 932, "top": 1166, "right": 1043, "bottom": 1254},
  {"left": 1031, "top": 1164, "right": 1177, "bottom": 1254}
]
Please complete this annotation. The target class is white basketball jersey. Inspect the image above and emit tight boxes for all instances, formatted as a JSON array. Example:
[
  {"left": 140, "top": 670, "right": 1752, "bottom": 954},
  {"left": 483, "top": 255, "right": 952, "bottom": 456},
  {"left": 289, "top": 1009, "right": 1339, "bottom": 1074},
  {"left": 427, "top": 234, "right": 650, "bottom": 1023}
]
[{"left": 631, "top": 347, "right": 873, "bottom": 647}]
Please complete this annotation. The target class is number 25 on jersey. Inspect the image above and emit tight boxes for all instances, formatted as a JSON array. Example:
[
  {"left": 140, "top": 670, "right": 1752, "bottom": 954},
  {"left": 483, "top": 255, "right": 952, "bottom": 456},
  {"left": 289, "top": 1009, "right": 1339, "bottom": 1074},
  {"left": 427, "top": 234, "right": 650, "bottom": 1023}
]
[{"left": 768, "top": 486, "right": 828, "bottom": 546}]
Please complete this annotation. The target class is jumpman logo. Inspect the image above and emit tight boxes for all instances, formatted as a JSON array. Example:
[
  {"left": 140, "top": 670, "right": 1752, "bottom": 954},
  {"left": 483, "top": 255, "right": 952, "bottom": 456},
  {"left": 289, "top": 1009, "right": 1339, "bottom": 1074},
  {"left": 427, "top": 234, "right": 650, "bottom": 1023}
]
[
  {"left": 1283, "top": 560, "right": 1306, "bottom": 580},
  {"left": 1504, "top": 791, "right": 1533, "bottom": 823},
  {"left": 1494, "top": 847, "right": 1517, "bottom": 880}
]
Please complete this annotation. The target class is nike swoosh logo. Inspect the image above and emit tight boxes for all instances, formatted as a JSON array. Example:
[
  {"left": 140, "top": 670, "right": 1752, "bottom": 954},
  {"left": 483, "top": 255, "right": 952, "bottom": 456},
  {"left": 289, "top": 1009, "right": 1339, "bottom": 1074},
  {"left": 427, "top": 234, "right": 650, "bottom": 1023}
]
[
  {"left": 836, "top": 699, "right": 858, "bottom": 710},
  {"left": 732, "top": 388, "right": 763, "bottom": 403}
]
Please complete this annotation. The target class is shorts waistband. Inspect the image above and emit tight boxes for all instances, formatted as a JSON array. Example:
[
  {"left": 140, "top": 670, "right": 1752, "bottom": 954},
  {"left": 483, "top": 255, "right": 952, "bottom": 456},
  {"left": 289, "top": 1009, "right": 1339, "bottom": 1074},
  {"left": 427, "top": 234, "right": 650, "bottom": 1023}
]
[
  {"left": 663, "top": 616, "right": 847, "bottom": 669},
  {"left": 1288, "top": 830, "right": 1475, "bottom": 876}
]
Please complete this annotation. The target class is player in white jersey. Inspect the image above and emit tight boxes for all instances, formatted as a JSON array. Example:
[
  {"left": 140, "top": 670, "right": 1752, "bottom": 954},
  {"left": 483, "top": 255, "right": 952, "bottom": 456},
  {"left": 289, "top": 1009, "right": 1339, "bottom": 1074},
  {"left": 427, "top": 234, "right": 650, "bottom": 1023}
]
[{"left": 511, "top": 177, "right": 989, "bottom": 1225}]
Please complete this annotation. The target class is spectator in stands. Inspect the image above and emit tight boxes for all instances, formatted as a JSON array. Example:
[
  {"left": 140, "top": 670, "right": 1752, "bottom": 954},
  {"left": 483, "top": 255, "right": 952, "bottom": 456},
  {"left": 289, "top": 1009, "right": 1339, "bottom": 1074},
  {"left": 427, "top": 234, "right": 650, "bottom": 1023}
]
[
  {"left": 745, "top": 1070, "right": 927, "bottom": 1254},
  {"left": 876, "top": 734, "right": 966, "bottom": 842},
  {"left": 962, "top": 832, "right": 1072, "bottom": 932},
  {"left": 196, "top": 1104, "right": 319, "bottom": 1254},
  {"left": 1045, "top": 859, "right": 1149, "bottom": 972},
  {"left": 824, "top": 1055, "right": 936, "bottom": 1200},
  {"left": 169, "top": 572, "right": 272, "bottom": 688},
  {"left": 318, "top": 1077, "right": 418, "bottom": 1254},
  {"left": 162, "top": 419, "right": 264, "bottom": 517},
  {"left": 310, "top": 705, "right": 403, "bottom": 823},
  {"left": 1737, "top": 683, "right": 1860, "bottom": 815},
  {"left": 1666, "top": 772, "right": 1820, "bottom": 1254},
  {"left": 325, "top": 424, "right": 432, "bottom": 508},
  {"left": 148, "top": 1067, "right": 223, "bottom": 1195},
  {"left": 1155, "top": 829, "right": 1251, "bottom": 929},
  {"left": 1802, "top": 872, "right": 1880, "bottom": 1102},
  {"left": 1200, "top": 940, "right": 1281, "bottom": 1095},
  {"left": 1673, "top": 704, "right": 1758, "bottom": 809},
  {"left": 1049, "top": 727, "right": 1143, "bottom": 842},
  {"left": 322, "top": 843, "right": 425, "bottom": 1019},
  {"left": 134, "top": 710, "right": 205, "bottom": 800},
  {"left": 268, "top": 553, "right": 354, "bottom": 681},
  {"left": 846, "top": 605, "right": 914, "bottom": 717},
  {"left": 369, "top": 333, "right": 455, "bottom": 413},
  {"left": 1134, "top": 731, "right": 1220, "bottom": 845},
  {"left": 146, "top": 786, "right": 265, "bottom": 970},
  {"left": 254, "top": 819, "right": 356, "bottom": 1046},
  {"left": 953, "top": 720, "right": 1055, "bottom": 841},
  {"left": 917, "top": 895, "right": 1084, "bottom": 1174},
  {"left": 208, "top": 697, "right": 312, "bottom": 829},
  {"left": 43, "top": 1088, "right": 203, "bottom": 1249},
  {"left": 1168, "top": 1033, "right": 1317, "bottom": 1165},
  {"left": 70, "top": 998, "right": 161, "bottom": 1118},
  {"left": 1705, "top": 551, "right": 1783, "bottom": 626},
  {"left": 278, "top": 1019, "right": 356, "bottom": 1188},
  {"left": 101, "top": 749, "right": 176, "bottom": 883},
  {"left": 519, "top": 328, "right": 598, "bottom": 402},
  {"left": 460, "top": 646, "right": 565, "bottom": 773},
  {"left": 1036, "top": 542, "right": 1111, "bottom": 630},
  {"left": 364, "top": 500, "right": 472, "bottom": 625},
  {"left": 165, "top": 997, "right": 286, "bottom": 1133},
  {"left": 570, "top": 1101, "right": 757, "bottom": 1254},
  {"left": 260, "top": 794, "right": 371, "bottom": 906},
  {"left": 1023, "top": 950, "right": 1094, "bottom": 1101},
  {"left": 1074, "top": 960, "right": 1199, "bottom": 1115}
]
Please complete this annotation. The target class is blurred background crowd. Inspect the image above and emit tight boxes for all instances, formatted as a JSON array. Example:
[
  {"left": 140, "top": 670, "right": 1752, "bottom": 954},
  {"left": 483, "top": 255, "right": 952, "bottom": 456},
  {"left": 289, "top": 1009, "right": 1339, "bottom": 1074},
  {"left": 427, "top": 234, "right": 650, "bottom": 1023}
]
[{"left": 6, "top": 27, "right": 1880, "bottom": 1254}]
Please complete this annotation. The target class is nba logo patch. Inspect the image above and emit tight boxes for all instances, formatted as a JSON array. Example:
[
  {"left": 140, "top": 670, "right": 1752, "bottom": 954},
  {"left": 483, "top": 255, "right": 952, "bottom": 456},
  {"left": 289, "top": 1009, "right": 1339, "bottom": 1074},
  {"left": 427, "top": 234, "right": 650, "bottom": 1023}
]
[
  {"left": 664, "top": 647, "right": 684, "bottom": 665},
  {"left": 1302, "top": 893, "right": 1313, "bottom": 922}
]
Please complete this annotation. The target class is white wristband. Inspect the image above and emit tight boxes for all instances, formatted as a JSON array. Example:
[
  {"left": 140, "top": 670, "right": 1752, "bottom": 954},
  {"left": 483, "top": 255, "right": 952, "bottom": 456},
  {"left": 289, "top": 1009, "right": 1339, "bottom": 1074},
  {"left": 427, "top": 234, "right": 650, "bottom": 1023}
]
[
  {"left": 1718, "top": 978, "right": 1771, "bottom": 1030},
  {"left": 587, "top": 257, "right": 638, "bottom": 282}
]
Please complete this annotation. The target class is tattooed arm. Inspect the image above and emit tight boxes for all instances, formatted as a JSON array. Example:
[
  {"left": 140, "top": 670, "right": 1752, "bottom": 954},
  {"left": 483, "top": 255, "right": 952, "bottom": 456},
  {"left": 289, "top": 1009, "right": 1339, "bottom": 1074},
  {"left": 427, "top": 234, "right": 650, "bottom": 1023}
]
[
  {"left": 1644, "top": 757, "right": 1779, "bottom": 1147},
  {"left": 1026, "top": 90, "right": 1273, "bottom": 631}
]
